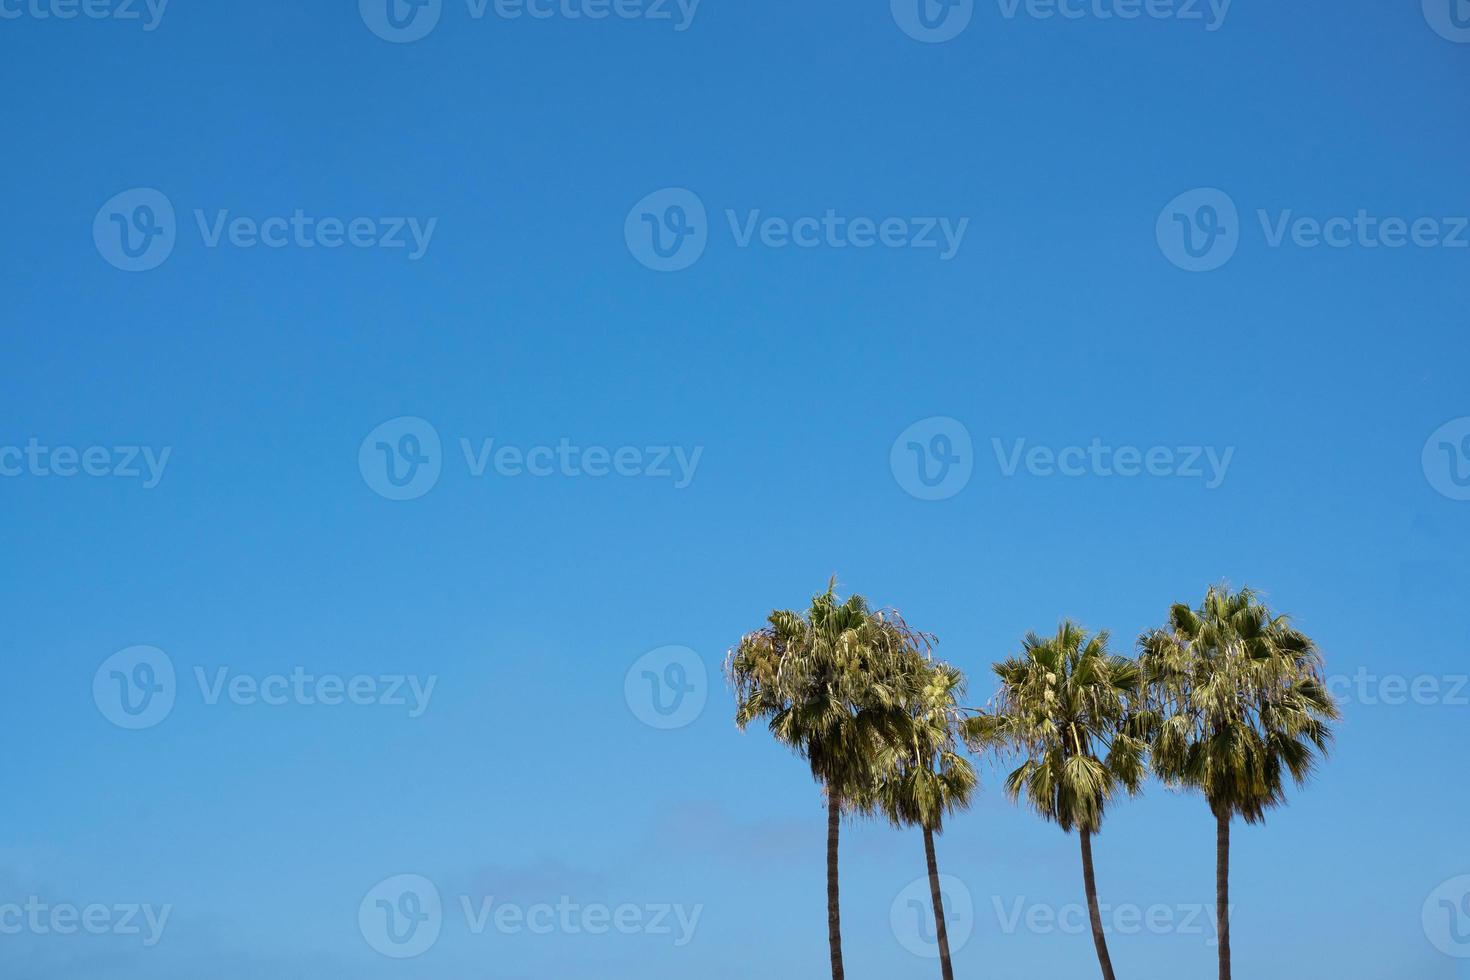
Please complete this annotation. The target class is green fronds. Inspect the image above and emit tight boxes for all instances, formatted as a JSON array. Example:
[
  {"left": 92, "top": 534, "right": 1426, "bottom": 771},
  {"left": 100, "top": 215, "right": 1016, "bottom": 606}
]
[
  {"left": 728, "top": 581, "right": 1339, "bottom": 849},
  {"left": 967, "top": 621, "right": 1144, "bottom": 835},
  {"left": 1137, "top": 584, "right": 1340, "bottom": 823},
  {"left": 869, "top": 656, "right": 979, "bottom": 833},
  {"left": 724, "top": 580, "right": 944, "bottom": 808}
]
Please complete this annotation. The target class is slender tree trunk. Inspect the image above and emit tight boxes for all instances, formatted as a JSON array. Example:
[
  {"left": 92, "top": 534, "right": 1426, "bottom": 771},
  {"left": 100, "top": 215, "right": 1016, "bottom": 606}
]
[
  {"left": 1079, "top": 828, "right": 1117, "bottom": 980},
  {"left": 923, "top": 825, "right": 956, "bottom": 980},
  {"left": 1216, "top": 808, "right": 1231, "bottom": 980},
  {"left": 827, "top": 790, "right": 845, "bottom": 980}
]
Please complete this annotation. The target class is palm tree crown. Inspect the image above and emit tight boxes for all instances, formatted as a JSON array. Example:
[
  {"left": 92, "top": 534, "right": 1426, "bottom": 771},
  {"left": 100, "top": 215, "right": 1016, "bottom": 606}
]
[
  {"left": 1137, "top": 585, "right": 1339, "bottom": 822},
  {"left": 967, "top": 621, "right": 1147, "bottom": 832},
  {"left": 726, "top": 581, "right": 928, "bottom": 800},
  {"left": 725, "top": 580, "right": 934, "bottom": 980},
  {"left": 870, "top": 660, "right": 977, "bottom": 832}
]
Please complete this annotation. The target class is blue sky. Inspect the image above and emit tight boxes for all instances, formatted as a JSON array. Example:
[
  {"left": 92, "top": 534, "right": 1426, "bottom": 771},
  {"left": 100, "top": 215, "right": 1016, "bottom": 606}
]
[{"left": 3, "top": 1, "right": 1470, "bottom": 977}]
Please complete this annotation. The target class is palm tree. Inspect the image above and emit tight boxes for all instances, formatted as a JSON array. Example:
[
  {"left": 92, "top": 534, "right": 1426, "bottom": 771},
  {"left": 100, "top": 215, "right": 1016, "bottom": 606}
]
[
  {"left": 1138, "top": 585, "right": 1338, "bottom": 980},
  {"left": 871, "top": 660, "right": 977, "bottom": 980},
  {"left": 726, "top": 580, "right": 929, "bottom": 980},
  {"left": 965, "top": 622, "right": 1146, "bottom": 980}
]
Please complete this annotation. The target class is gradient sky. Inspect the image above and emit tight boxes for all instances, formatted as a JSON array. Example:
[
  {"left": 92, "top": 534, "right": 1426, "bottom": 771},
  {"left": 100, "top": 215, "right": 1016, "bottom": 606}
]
[{"left": 3, "top": 1, "right": 1470, "bottom": 978}]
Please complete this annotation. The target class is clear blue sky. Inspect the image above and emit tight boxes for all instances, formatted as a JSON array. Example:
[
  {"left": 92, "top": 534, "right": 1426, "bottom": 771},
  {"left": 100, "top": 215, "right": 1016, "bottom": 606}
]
[{"left": 3, "top": 1, "right": 1469, "bottom": 978}]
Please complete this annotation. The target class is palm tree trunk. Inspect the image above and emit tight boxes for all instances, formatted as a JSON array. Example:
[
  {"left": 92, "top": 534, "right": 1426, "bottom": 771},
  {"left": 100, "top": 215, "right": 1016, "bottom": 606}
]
[
  {"left": 1079, "top": 828, "right": 1117, "bottom": 980},
  {"left": 827, "top": 790, "right": 845, "bottom": 980},
  {"left": 923, "top": 825, "right": 955, "bottom": 980},
  {"left": 1216, "top": 808, "right": 1231, "bottom": 980}
]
